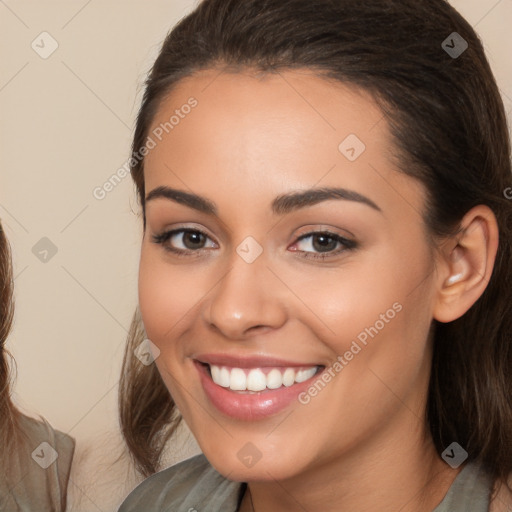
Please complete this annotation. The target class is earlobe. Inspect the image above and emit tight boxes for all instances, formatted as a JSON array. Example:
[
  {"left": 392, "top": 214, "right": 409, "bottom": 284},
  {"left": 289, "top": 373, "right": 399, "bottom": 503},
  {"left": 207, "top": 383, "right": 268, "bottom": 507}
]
[{"left": 433, "top": 205, "right": 499, "bottom": 324}]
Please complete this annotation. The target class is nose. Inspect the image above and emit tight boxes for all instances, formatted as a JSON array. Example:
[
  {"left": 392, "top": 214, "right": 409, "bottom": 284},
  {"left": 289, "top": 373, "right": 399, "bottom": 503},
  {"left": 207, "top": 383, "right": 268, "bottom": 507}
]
[{"left": 202, "top": 250, "right": 288, "bottom": 340}]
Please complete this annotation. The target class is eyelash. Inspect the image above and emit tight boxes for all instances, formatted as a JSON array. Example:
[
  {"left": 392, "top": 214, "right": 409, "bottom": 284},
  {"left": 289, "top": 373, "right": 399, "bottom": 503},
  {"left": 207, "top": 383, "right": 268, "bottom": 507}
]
[{"left": 151, "top": 228, "right": 357, "bottom": 261}]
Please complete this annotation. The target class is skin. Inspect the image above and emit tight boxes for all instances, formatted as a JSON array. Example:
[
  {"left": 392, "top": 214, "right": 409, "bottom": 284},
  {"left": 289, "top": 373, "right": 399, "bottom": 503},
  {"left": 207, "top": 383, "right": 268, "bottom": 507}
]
[{"left": 138, "top": 68, "right": 499, "bottom": 511}]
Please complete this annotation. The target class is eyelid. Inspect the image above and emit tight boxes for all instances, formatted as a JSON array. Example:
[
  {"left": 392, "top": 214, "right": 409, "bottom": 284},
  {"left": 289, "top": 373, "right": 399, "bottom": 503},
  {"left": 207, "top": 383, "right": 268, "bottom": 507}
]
[
  {"left": 294, "top": 224, "right": 356, "bottom": 240},
  {"left": 151, "top": 222, "right": 217, "bottom": 241},
  {"left": 295, "top": 230, "right": 351, "bottom": 244}
]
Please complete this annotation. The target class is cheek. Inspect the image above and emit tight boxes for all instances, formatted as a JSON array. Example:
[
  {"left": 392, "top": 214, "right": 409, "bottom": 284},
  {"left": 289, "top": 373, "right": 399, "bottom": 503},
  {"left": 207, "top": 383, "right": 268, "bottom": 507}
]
[
  {"left": 297, "top": 244, "right": 434, "bottom": 376},
  {"left": 276, "top": 248, "right": 424, "bottom": 349},
  {"left": 138, "top": 247, "right": 192, "bottom": 350}
]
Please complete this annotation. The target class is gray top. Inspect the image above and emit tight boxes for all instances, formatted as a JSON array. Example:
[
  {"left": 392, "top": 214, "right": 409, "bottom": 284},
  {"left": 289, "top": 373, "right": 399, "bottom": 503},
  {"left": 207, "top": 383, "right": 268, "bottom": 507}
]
[
  {"left": 0, "top": 414, "right": 75, "bottom": 512},
  {"left": 118, "top": 453, "right": 493, "bottom": 512}
]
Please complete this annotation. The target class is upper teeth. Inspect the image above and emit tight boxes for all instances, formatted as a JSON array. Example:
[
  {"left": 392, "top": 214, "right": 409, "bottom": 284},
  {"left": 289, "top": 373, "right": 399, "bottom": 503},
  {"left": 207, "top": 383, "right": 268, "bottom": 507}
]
[{"left": 209, "top": 365, "right": 317, "bottom": 392}]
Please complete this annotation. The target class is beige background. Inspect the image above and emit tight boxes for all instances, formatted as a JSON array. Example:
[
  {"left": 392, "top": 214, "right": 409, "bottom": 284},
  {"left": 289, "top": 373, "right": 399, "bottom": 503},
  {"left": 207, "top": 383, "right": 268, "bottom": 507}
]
[{"left": 0, "top": 0, "right": 511, "bottom": 510}]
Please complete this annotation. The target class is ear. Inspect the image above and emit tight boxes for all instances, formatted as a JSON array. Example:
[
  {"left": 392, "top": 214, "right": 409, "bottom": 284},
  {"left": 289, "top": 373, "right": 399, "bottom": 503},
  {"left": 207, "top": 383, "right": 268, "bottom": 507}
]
[{"left": 433, "top": 205, "right": 499, "bottom": 323}]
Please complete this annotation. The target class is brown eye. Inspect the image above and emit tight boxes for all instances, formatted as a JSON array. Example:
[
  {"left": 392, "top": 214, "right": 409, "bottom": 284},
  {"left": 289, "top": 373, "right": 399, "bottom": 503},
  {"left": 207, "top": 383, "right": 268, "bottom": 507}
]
[
  {"left": 181, "top": 231, "right": 207, "bottom": 249},
  {"left": 311, "top": 234, "right": 339, "bottom": 252},
  {"left": 292, "top": 231, "right": 357, "bottom": 261},
  {"left": 152, "top": 228, "right": 216, "bottom": 255}
]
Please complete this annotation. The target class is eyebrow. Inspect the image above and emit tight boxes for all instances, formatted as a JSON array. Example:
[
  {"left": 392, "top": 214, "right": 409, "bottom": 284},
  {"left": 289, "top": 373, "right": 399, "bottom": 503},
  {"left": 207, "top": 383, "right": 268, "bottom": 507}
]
[{"left": 145, "top": 185, "right": 382, "bottom": 215}]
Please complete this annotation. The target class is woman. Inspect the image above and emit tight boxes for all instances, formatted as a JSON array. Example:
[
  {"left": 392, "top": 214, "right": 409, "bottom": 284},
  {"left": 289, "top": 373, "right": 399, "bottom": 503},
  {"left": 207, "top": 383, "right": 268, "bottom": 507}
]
[
  {"left": 118, "top": 0, "right": 512, "bottom": 510},
  {"left": 0, "top": 221, "right": 75, "bottom": 511}
]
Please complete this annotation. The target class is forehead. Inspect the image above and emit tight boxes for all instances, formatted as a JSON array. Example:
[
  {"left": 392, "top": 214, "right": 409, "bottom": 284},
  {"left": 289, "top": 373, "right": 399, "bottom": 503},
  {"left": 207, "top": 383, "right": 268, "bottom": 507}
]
[
  {"left": 146, "top": 68, "right": 388, "bottom": 171},
  {"left": 143, "top": 68, "right": 424, "bottom": 219}
]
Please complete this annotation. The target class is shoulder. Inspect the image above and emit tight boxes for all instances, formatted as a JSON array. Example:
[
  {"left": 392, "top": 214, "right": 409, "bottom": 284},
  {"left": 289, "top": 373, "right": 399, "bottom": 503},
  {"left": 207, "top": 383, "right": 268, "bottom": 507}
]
[
  {"left": 19, "top": 414, "right": 75, "bottom": 449},
  {"left": 118, "top": 453, "right": 245, "bottom": 512},
  {"left": 18, "top": 413, "right": 75, "bottom": 473},
  {"left": 433, "top": 461, "right": 493, "bottom": 512},
  {"left": 0, "top": 414, "right": 76, "bottom": 511}
]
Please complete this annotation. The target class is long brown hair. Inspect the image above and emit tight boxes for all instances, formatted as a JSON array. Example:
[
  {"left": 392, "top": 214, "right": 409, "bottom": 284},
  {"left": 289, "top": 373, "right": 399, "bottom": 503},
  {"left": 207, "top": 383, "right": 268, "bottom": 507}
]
[
  {"left": 119, "top": 0, "right": 512, "bottom": 485},
  {"left": 0, "top": 221, "right": 21, "bottom": 476}
]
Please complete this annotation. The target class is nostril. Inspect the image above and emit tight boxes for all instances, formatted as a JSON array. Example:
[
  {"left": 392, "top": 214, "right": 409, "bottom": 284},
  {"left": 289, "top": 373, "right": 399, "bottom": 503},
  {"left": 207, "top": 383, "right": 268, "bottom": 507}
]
[{"left": 247, "top": 325, "right": 269, "bottom": 334}]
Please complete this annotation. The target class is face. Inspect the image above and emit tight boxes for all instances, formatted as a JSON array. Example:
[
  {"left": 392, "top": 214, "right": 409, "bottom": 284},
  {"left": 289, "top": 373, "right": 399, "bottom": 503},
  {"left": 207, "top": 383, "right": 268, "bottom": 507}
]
[{"left": 139, "top": 68, "right": 440, "bottom": 482}]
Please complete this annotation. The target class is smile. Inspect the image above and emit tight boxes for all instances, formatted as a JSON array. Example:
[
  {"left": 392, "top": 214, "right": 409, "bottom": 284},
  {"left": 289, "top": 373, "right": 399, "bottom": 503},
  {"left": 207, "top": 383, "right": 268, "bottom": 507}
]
[
  {"left": 194, "top": 357, "right": 325, "bottom": 420},
  {"left": 209, "top": 364, "right": 319, "bottom": 392}
]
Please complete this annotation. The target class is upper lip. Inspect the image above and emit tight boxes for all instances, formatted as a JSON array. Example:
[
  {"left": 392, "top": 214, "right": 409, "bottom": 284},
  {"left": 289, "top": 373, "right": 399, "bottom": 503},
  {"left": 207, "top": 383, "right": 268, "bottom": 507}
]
[{"left": 194, "top": 353, "right": 323, "bottom": 368}]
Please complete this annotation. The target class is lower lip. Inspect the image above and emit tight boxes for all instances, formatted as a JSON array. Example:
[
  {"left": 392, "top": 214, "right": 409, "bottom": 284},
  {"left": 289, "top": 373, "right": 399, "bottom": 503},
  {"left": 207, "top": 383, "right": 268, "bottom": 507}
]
[{"left": 195, "top": 361, "right": 321, "bottom": 421}]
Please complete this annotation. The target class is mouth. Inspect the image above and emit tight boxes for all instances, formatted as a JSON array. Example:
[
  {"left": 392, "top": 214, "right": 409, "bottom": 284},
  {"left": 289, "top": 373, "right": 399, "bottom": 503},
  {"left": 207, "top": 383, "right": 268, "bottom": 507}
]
[
  {"left": 201, "top": 362, "right": 322, "bottom": 393},
  {"left": 193, "top": 357, "right": 325, "bottom": 420}
]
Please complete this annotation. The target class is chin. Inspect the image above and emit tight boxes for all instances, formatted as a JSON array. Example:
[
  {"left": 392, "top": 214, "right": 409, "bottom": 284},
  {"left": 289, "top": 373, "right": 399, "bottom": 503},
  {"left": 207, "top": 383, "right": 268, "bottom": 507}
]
[{"left": 201, "top": 442, "right": 309, "bottom": 483}]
